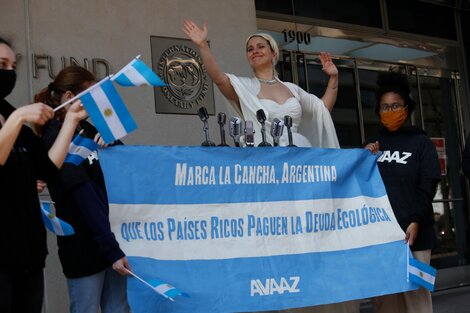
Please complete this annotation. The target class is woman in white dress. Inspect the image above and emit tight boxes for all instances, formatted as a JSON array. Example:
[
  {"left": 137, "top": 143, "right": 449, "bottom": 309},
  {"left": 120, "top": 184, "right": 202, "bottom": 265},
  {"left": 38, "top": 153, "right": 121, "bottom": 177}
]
[
  {"left": 183, "top": 21, "right": 360, "bottom": 313},
  {"left": 182, "top": 20, "right": 340, "bottom": 149}
]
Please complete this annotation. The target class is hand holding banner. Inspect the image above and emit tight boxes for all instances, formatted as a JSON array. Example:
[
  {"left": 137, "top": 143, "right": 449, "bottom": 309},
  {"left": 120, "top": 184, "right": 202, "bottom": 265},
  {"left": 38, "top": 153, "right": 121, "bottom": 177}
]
[{"left": 100, "top": 146, "right": 418, "bottom": 313}]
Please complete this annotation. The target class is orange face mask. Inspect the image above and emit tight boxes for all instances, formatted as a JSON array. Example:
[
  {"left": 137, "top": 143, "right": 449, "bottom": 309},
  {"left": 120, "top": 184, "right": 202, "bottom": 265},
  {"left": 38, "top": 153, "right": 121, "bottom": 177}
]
[{"left": 380, "top": 109, "right": 408, "bottom": 132}]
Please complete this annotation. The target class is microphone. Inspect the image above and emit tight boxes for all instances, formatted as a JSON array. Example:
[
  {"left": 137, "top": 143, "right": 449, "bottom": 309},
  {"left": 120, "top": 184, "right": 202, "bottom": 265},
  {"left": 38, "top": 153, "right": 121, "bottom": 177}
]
[
  {"left": 256, "top": 109, "right": 272, "bottom": 147},
  {"left": 229, "top": 117, "right": 242, "bottom": 147},
  {"left": 270, "top": 118, "right": 284, "bottom": 147},
  {"left": 217, "top": 112, "right": 229, "bottom": 146},
  {"left": 244, "top": 120, "right": 255, "bottom": 147},
  {"left": 197, "top": 107, "right": 215, "bottom": 147},
  {"left": 284, "top": 115, "right": 296, "bottom": 147}
]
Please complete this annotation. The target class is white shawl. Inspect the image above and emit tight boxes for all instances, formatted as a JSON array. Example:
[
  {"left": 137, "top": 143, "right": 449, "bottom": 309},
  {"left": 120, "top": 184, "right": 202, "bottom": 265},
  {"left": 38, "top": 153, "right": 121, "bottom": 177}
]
[{"left": 225, "top": 74, "right": 340, "bottom": 148}]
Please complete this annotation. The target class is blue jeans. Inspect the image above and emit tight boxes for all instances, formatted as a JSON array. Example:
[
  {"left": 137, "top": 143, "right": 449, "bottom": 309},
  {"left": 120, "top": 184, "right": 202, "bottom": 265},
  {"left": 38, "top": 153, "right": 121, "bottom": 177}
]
[{"left": 67, "top": 266, "right": 130, "bottom": 313}]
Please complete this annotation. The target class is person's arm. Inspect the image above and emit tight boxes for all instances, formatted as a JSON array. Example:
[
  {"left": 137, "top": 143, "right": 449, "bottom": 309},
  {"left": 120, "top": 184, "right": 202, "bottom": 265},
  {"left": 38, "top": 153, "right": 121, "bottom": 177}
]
[
  {"left": 71, "top": 180, "right": 130, "bottom": 275},
  {"left": 47, "top": 100, "right": 87, "bottom": 168},
  {"left": 405, "top": 222, "right": 419, "bottom": 246},
  {"left": 0, "top": 103, "right": 54, "bottom": 165},
  {"left": 319, "top": 52, "right": 338, "bottom": 112},
  {"left": 408, "top": 138, "right": 441, "bottom": 246},
  {"left": 182, "top": 20, "right": 239, "bottom": 104}
]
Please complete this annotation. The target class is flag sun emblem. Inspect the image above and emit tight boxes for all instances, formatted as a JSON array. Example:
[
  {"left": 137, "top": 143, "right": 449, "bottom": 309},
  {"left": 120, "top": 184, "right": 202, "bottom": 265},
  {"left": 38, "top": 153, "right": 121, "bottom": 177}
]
[{"left": 104, "top": 108, "right": 113, "bottom": 117}]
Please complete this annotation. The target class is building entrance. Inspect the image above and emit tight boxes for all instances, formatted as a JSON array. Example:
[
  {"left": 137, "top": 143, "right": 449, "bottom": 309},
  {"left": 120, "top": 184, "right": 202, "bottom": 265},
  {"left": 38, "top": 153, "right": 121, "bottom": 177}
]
[{"left": 277, "top": 51, "right": 469, "bottom": 270}]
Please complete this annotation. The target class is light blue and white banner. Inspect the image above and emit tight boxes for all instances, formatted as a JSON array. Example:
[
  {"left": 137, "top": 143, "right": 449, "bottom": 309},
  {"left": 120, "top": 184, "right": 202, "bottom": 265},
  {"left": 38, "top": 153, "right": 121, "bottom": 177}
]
[{"left": 99, "top": 146, "right": 416, "bottom": 313}]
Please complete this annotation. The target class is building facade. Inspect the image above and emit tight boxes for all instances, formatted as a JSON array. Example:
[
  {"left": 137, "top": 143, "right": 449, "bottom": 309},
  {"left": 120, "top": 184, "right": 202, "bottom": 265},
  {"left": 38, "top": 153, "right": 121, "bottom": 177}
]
[{"left": 2, "top": 0, "right": 470, "bottom": 311}]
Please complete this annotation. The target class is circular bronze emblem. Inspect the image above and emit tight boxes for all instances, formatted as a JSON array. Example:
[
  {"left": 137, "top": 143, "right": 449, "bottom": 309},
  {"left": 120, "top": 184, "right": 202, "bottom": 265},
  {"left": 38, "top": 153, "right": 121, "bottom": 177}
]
[{"left": 157, "top": 45, "right": 209, "bottom": 109}]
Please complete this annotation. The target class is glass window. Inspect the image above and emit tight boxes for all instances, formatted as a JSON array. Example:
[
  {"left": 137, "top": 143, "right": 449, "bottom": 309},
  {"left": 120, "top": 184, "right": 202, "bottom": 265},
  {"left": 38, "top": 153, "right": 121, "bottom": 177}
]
[
  {"left": 462, "top": 11, "right": 470, "bottom": 85},
  {"left": 301, "top": 56, "right": 361, "bottom": 147},
  {"left": 255, "top": 0, "right": 294, "bottom": 15},
  {"left": 386, "top": 0, "right": 457, "bottom": 40},
  {"left": 419, "top": 0, "right": 457, "bottom": 6},
  {"left": 277, "top": 52, "right": 293, "bottom": 83},
  {"left": 419, "top": 76, "right": 466, "bottom": 266},
  {"left": 462, "top": 0, "right": 470, "bottom": 9},
  {"left": 293, "top": 0, "right": 382, "bottom": 28},
  {"left": 359, "top": 70, "right": 382, "bottom": 142}
]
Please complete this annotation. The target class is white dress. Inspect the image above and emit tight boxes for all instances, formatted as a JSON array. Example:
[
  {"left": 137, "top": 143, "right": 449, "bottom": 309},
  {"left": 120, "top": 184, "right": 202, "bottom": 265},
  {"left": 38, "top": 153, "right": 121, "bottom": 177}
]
[
  {"left": 225, "top": 74, "right": 340, "bottom": 148},
  {"left": 227, "top": 76, "right": 359, "bottom": 313}
]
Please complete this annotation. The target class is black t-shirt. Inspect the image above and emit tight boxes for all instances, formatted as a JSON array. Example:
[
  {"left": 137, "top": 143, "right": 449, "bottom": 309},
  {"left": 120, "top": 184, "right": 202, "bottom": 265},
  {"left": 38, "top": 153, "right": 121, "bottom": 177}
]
[
  {"left": 366, "top": 126, "right": 441, "bottom": 251},
  {"left": 0, "top": 100, "right": 58, "bottom": 271}
]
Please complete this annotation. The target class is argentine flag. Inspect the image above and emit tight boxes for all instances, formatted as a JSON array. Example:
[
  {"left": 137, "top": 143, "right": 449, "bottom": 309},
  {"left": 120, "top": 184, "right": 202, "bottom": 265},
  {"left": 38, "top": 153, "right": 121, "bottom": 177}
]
[
  {"left": 148, "top": 278, "right": 184, "bottom": 302},
  {"left": 127, "top": 270, "right": 184, "bottom": 302},
  {"left": 80, "top": 77, "right": 137, "bottom": 144},
  {"left": 408, "top": 257, "right": 437, "bottom": 292},
  {"left": 64, "top": 134, "right": 99, "bottom": 165},
  {"left": 112, "top": 56, "right": 165, "bottom": 87},
  {"left": 40, "top": 201, "right": 74, "bottom": 236}
]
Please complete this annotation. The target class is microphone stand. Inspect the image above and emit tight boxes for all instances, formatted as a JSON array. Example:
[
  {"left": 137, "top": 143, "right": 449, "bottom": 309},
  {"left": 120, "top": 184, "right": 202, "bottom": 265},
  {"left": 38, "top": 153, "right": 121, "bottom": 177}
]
[
  {"left": 244, "top": 120, "right": 255, "bottom": 147},
  {"left": 256, "top": 109, "right": 272, "bottom": 147},
  {"left": 270, "top": 118, "right": 284, "bottom": 147},
  {"left": 284, "top": 115, "right": 296, "bottom": 147},
  {"left": 217, "top": 112, "right": 229, "bottom": 146},
  {"left": 229, "top": 117, "right": 242, "bottom": 147},
  {"left": 198, "top": 107, "right": 215, "bottom": 147}
]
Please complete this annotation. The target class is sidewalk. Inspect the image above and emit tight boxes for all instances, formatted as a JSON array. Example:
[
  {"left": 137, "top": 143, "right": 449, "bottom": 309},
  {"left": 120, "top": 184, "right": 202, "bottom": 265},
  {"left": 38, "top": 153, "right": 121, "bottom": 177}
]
[{"left": 359, "top": 285, "right": 470, "bottom": 313}]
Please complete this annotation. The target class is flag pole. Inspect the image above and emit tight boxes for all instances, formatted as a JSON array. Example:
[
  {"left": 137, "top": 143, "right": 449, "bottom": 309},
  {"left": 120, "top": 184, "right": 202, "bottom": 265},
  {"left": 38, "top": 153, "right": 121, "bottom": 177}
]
[
  {"left": 124, "top": 268, "right": 174, "bottom": 301},
  {"left": 53, "top": 75, "right": 111, "bottom": 112},
  {"left": 110, "top": 55, "right": 141, "bottom": 81},
  {"left": 406, "top": 242, "right": 410, "bottom": 283}
]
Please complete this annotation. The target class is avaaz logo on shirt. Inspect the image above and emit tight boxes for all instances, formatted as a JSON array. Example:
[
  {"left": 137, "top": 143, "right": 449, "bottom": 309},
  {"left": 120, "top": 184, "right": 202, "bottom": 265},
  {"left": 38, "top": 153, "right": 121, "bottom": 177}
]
[
  {"left": 377, "top": 150, "right": 412, "bottom": 164},
  {"left": 87, "top": 151, "right": 99, "bottom": 165}
]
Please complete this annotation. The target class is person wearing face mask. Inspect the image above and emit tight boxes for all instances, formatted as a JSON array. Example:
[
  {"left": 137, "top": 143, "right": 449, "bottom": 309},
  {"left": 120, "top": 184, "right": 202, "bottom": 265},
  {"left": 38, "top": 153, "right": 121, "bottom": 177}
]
[
  {"left": 182, "top": 20, "right": 339, "bottom": 149},
  {"left": 0, "top": 37, "right": 87, "bottom": 313},
  {"left": 365, "top": 72, "right": 441, "bottom": 313}
]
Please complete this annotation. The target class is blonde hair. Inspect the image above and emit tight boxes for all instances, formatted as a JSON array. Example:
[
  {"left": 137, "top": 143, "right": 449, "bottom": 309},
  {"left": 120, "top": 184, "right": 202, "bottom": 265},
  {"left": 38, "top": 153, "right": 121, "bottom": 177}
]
[{"left": 245, "top": 33, "right": 279, "bottom": 65}]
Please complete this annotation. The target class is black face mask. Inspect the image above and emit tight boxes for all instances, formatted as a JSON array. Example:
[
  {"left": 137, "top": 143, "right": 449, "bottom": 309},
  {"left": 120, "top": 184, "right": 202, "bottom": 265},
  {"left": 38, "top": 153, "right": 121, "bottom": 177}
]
[{"left": 0, "top": 69, "right": 17, "bottom": 99}]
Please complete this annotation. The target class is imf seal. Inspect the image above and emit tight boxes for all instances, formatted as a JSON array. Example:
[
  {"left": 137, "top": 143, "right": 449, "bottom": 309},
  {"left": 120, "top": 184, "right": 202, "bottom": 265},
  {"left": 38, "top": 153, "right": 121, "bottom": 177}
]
[{"left": 157, "top": 45, "right": 209, "bottom": 109}]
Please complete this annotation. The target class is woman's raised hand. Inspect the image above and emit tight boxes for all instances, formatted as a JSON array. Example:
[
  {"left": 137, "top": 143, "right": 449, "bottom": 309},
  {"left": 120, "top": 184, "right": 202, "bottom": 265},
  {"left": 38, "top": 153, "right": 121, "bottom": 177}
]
[
  {"left": 182, "top": 19, "right": 208, "bottom": 47},
  {"left": 320, "top": 52, "right": 338, "bottom": 78},
  {"left": 65, "top": 100, "right": 88, "bottom": 123}
]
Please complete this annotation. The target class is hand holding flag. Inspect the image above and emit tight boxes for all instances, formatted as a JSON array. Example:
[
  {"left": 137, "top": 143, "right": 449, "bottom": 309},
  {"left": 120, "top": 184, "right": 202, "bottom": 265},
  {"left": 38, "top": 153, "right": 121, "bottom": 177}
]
[
  {"left": 51, "top": 54, "right": 164, "bottom": 144},
  {"left": 52, "top": 76, "right": 137, "bottom": 144},
  {"left": 125, "top": 269, "right": 185, "bottom": 302},
  {"left": 40, "top": 201, "right": 74, "bottom": 236},
  {"left": 112, "top": 55, "right": 166, "bottom": 87}
]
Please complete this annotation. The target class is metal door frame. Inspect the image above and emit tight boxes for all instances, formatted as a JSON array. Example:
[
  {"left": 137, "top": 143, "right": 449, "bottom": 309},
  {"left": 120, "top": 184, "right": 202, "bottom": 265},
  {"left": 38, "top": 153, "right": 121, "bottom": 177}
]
[
  {"left": 281, "top": 50, "right": 469, "bottom": 266},
  {"left": 283, "top": 51, "right": 465, "bottom": 146}
]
